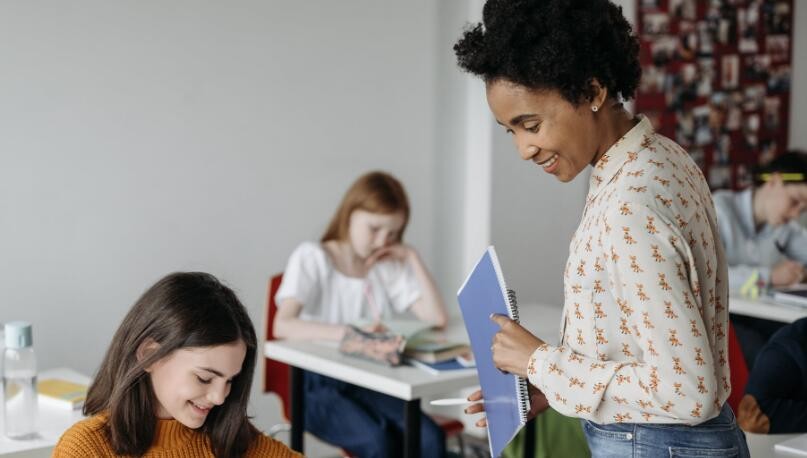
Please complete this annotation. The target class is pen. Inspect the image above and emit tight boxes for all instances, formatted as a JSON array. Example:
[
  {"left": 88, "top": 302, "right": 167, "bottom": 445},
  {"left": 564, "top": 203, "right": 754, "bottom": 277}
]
[{"left": 429, "top": 398, "right": 483, "bottom": 406}]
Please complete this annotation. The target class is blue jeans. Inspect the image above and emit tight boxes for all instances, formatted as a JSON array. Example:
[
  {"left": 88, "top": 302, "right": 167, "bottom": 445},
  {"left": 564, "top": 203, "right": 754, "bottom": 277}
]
[
  {"left": 582, "top": 404, "right": 749, "bottom": 457},
  {"left": 303, "top": 371, "right": 446, "bottom": 458}
]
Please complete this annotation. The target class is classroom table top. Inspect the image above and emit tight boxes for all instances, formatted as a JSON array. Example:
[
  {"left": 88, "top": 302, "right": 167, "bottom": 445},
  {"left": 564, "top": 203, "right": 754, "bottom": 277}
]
[
  {"left": 729, "top": 293, "right": 807, "bottom": 323},
  {"left": 0, "top": 368, "right": 89, "bottom": 457},
  {"left": 264, "top": 303, "right": 564, "bottom": 401}
]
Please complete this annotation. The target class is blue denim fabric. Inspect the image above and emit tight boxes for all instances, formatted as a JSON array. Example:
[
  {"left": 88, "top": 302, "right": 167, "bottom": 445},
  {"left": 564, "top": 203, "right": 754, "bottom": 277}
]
[
  {"left": 582, "top": 404, "right": 749, "bottom": 457},
  {"left": 303, "top": 371, "right": 446, "bottom": 458}
]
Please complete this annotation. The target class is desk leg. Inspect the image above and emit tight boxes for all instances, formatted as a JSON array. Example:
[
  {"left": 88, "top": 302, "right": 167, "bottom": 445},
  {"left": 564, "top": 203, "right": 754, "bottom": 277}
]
[
  {"left": 523, "top": 417, "right": 536, "bottom": 458},
  {"left": 404, "top": 399, "right": 421, "bottom": 458},
  {"left": 290, "top": 366, "right": 304, "bottom": 453}
]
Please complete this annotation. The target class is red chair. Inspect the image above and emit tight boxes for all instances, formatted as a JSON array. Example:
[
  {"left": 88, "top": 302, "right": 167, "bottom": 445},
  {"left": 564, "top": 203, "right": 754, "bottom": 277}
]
[
  {"left": 262, "top": 274, "right": 292, "bottom": 433},
  {"left": 262, "top": 273, "right": 466, "bottom": 456},
  {"left": 727, "top": 320, "right": 750, "bottom": 413}
]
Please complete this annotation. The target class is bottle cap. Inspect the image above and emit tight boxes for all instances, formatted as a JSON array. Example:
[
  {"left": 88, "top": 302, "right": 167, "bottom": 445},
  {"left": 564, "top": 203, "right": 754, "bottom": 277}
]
[{"left": 5, "top": 321, "right": 33, "bottom": 349}]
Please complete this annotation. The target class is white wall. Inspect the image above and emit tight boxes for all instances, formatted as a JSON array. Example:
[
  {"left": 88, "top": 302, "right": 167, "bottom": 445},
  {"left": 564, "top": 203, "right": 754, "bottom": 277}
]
[
  {"left": 0, "top": 1, "right": 448, "bottom": 450},
  {"left": 433, "top": 0, "right": 471, "bottom": 308},
  {"left": 490, "top": 132, "right": 587, "bottom": 307},
  {"left": 789, "top": 0, "right": 807, "bottom": 150}
]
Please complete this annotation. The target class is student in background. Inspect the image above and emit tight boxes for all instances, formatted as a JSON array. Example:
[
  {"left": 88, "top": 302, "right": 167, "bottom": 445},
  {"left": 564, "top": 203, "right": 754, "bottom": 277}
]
[
  {"left": 713, "top": 151, "right": 807, "bottom": 293},
  {"left": 713, "top": 151, "right": 807, "bottom": 368},
  {"left": 737, "top": 317, "right": 807, "bottom": 434},
  {"left": 54, "top": 272, "right": 299, "bottom": 458},
  {"left": 454, "top": 0, "right": 748, "bottom": 456},
  {"left": 273, "top": 171, "right": 448, "bottom": 458}
]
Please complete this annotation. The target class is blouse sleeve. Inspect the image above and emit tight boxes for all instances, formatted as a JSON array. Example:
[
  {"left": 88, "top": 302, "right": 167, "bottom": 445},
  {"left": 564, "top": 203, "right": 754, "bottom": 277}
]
[
  {"left": 275, "top": 243, "right": 323, "bottom": 313},
  {"left": 783, "top": 221, "right": 807, "bottom": 266},
  {"left": 528, "top": 203, "right": 723, "bottom": 424}
]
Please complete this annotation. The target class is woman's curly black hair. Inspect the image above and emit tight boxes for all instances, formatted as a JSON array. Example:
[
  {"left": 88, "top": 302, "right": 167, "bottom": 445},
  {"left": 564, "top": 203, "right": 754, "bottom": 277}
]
[{"left": 454, "top": 0, "right": 642, "bottom": 105}]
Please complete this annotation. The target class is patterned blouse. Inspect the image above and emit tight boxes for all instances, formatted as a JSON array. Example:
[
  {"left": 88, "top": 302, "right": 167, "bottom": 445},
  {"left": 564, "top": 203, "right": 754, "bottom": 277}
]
[{"left": 527, "top": 116, "right": 730, "bottom": 425}]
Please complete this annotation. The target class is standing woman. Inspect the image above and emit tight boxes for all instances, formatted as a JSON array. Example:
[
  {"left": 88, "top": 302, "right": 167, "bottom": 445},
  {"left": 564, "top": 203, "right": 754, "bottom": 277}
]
[{"left": 454, "top": 0, "right": 749, "bottom": 456}]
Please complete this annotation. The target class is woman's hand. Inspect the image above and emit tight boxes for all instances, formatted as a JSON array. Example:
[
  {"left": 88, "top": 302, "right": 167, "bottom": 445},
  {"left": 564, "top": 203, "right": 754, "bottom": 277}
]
[
  {"left": 526, "top": 384, "right": 550, "bottom": 419},
  {"left": 490, "top": 314, "right": 546, "bottom": 378},
  {"left": 463, "top": 385, "right": 550, "bottom": 428},
  {"left": 365, "top": 243, "right": 414, "bottom": 267}
]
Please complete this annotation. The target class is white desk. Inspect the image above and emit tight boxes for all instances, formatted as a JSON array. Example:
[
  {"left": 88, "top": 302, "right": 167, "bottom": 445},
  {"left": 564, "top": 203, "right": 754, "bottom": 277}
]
[
  {"left": 730, "top": 294, "right": 807, "bottom": 323},
  {"left": 263, "top": 339, "right": 478, "bottom": 401},
  {"left": 746, "top": 432, "right": 805, "bottom": 457},
  {"left": 0, "top": 368, "right": 88, "bottom": 457},
  {"left": 264, "top": 324, "right": 478, "bottom": 458},
  {"left": 264, "top": 303, "right": 564, "bottom": 458}
]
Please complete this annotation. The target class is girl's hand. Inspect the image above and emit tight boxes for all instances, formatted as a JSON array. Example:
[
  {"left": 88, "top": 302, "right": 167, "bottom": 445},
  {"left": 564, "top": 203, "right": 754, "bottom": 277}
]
[
  {"left": 489, "top": 314, "right": 545, "bottom": 378},
  {"left": 464, "top": 385, "right": 550, "bottom": 428},
  {"left": 360, "top": 322, "right": 388, "bottom": 334},
  {"left": 771, "top": 259, "right": 806, "bottom": 287},
  {"left": 365, "top": 243, "right": 414, "bottom": 267}
]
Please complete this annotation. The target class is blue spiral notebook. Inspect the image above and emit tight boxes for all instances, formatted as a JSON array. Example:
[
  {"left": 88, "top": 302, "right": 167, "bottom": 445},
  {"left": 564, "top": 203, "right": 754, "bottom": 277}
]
[{"left": 457, "top": 246, "right": 531, "bottom": 457}]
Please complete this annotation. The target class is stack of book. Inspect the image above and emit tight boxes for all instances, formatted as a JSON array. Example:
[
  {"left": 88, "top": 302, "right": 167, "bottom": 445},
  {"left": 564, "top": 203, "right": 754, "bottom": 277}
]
[
  {"left": 404, "top": 339, "right": 471, "bottom": 363},
  {"left": 38, "top": 378, "right": 88, "bottom": 410},
  {"left": 404, "top": 337, "right": 474, "bottom": 374}
]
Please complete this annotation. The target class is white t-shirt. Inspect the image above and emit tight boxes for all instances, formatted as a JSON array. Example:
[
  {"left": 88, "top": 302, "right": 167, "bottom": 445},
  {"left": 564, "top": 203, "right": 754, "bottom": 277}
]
[{"left": 275, "top": 242, "right": 422, "bottom": 325}]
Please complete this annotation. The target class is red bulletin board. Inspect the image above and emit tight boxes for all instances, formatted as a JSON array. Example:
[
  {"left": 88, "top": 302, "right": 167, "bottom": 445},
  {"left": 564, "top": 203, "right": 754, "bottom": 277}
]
[{"left": 635, "top": 0, "right": 794, "bottom": 190}]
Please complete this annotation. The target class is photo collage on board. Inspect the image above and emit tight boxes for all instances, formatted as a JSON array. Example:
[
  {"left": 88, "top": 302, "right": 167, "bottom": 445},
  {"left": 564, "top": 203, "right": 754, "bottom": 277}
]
[{"left": 636, "top": 0, "right": 793, "bottom": 190}]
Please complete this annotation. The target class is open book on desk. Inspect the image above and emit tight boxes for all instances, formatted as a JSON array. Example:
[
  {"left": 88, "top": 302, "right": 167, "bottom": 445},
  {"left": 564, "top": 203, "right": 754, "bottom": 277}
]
[
  {"left": 457, "top": 246, "right": 531, "bottom": 458},
  {"left": 350, "top": 318, "right": 432, "bottom": 341}
]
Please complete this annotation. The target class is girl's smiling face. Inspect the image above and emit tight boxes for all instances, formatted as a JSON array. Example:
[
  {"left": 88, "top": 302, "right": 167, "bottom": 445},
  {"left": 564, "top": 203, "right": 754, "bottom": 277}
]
[
  {"left": 145, "top": 340, "right": 246, "bottom": 429},
  {"left": 486, "top": 80, "right": 606, "bottom": 182}
]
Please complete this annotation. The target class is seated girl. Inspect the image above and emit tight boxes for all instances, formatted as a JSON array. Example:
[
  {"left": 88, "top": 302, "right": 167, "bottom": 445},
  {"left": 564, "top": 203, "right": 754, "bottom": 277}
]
[
  {"left": 713, "top": 151, "right": 807, "bottom": 293},
  {"left": 274, "top": 171, "right": 449, "bottom": 458},
  {"left": 713, "top": 151, "right": 807, "bottom": 367},
  {"left": 54, "top": 272, "right": 300, "bottom": 458}
]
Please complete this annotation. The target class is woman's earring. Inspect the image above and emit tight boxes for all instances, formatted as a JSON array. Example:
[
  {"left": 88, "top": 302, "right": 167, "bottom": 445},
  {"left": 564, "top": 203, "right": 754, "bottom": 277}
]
[{"left": 591, "top": 105, "right": 599, "bottom": 112}]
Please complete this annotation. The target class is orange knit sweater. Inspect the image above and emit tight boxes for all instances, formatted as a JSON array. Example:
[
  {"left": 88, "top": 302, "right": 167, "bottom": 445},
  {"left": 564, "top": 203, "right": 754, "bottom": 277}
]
[{"left": 52, "top": 415, "right": 302, "bottom": 457}]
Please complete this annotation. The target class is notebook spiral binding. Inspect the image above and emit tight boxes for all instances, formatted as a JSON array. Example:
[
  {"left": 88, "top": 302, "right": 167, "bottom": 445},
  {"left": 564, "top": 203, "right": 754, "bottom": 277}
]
[
  {"left": 506, "top": 289, "right": 520, "bottom": 323},
  {"left": 506, "top": 288, "right": 531, "bottom": 423}
]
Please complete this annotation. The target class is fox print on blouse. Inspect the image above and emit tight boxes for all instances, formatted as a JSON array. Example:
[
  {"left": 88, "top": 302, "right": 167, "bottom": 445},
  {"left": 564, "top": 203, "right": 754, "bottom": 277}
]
[{"left": 528, "top": 116, "right": 730, "bottom": 425}]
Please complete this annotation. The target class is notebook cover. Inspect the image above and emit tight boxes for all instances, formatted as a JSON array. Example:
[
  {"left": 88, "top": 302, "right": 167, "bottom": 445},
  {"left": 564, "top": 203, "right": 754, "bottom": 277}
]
[{"left": 457, "top": 246, "right": 528, "bottom": 457}]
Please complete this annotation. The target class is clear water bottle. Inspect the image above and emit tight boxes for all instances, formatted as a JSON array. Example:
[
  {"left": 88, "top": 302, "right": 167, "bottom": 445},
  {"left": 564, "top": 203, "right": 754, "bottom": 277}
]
[{"left": 3, "top": 321, "right": 38, "bottom": 440}]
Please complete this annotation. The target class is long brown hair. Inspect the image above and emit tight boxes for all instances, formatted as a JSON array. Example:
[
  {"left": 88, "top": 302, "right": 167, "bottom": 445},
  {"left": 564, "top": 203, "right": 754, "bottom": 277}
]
[
  {"left": 84, "top": 272, "right": 259, "bottom": 457},
  {"left": 320, "top": 171, "right": 411, "bottom": 243}
]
